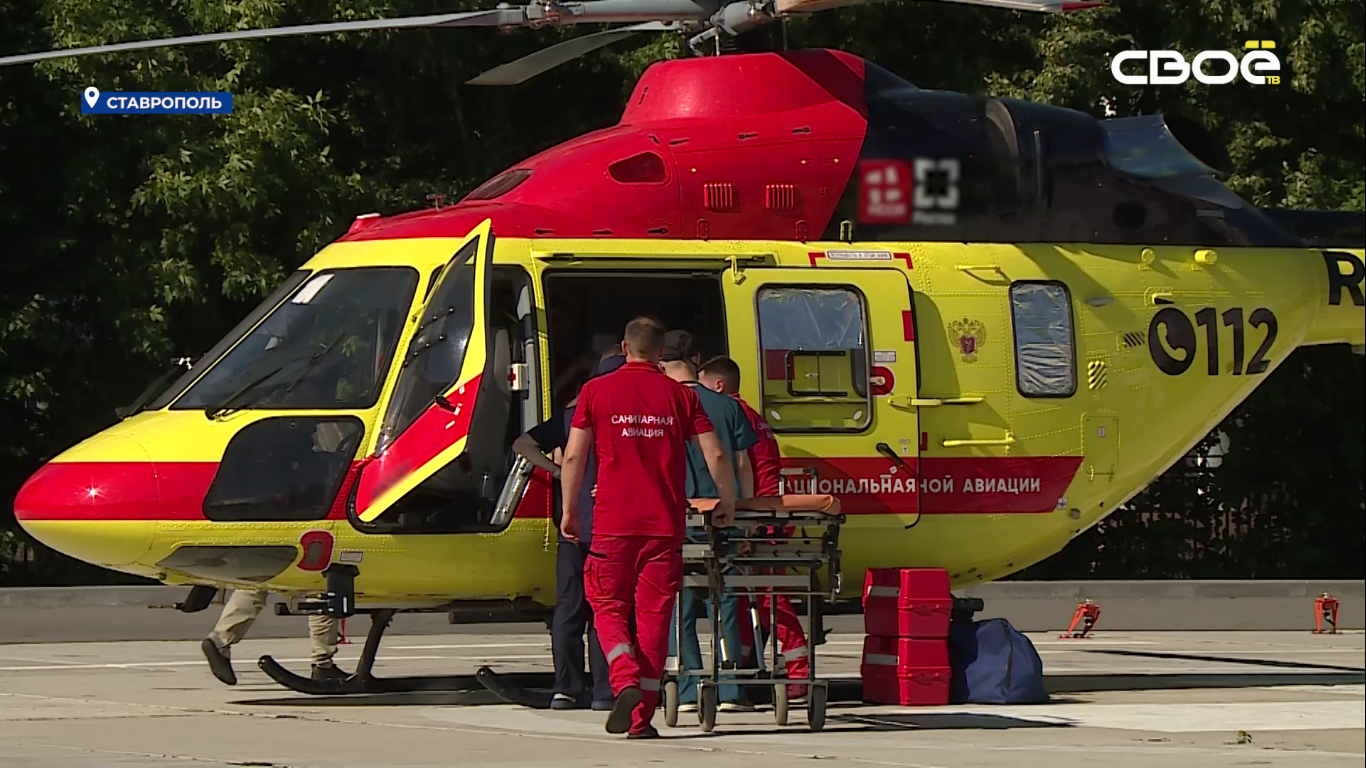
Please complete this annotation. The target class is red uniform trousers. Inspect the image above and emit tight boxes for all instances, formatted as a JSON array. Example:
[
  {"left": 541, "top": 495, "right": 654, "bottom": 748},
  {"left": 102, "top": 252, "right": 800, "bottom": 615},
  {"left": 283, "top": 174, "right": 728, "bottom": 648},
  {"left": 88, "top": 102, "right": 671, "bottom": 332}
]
[{"left": 584, "top": 534, "right": 681, "bottom": 735}]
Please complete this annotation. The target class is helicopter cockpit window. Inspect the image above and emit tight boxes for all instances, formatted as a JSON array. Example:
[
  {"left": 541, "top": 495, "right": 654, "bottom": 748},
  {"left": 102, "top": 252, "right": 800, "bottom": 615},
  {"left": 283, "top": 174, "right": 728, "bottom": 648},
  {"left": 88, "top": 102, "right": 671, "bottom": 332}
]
[
  {"left": 1009, "top": 281, "right": 1077, "bottom": 398},
  {"left": 755, "top": 286, "right": 871, "bottom": 432},
  {"left": 171, "top": 267, "right": 418, "bottom": 412},
  {"left": 147, "top": 270, "right": 312, "bottom": 411}
]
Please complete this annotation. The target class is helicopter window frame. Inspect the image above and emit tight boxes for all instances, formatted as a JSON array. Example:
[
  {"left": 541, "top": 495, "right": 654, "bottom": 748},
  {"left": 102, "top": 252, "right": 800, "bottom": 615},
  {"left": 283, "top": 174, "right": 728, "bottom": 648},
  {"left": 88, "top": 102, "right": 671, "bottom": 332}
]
[
  {"left": 1008, "top": 280, "right": 1078, "bottom": 399},
  {"left": 753, "top": 283, "right": 873, "bottom": 435},
  {"left": 423, "top": 265, "right": 445, "bottom": 300}
]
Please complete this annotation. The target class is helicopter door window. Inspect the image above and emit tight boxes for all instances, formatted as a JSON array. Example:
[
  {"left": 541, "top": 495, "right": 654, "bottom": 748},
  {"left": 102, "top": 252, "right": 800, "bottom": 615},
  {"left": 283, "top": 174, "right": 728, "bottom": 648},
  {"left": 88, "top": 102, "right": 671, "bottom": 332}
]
[
  {"left": 1009, "top": 281, "right": 1077, "bottom": 398},
  {"left": 755, "top": 286, "right": 871, "bottom": 433},
  {"left": 356, "top": 266, "right": 534, "bottom": 536},
  {"left": 375, "top": 242, "right": 479, "bottom": 453}
]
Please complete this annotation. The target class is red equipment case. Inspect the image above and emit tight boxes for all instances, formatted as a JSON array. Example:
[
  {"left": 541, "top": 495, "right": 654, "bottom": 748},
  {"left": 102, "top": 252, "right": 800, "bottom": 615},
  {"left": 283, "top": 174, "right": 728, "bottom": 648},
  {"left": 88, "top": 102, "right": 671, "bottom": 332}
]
[
  {"left": 859, "top": 634, "right": 952, "bottom": 706},
  {"left": 862, "top": 567, "right": 953, "bottom": 639}
]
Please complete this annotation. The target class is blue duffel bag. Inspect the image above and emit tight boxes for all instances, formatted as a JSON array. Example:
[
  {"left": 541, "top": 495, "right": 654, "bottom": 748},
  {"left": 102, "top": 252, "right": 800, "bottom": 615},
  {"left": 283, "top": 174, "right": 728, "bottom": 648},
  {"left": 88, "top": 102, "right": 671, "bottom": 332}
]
[{"left": 947, "top": 617, "right": 1048, "bottom": 704}]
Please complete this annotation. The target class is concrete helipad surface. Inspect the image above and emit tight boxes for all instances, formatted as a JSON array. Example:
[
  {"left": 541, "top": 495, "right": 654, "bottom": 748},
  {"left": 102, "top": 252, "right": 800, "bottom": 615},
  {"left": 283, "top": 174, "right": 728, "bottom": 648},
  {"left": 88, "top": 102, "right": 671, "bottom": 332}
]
[{"left": 1, "top": 629, "right": 1362, "bottom": 768}]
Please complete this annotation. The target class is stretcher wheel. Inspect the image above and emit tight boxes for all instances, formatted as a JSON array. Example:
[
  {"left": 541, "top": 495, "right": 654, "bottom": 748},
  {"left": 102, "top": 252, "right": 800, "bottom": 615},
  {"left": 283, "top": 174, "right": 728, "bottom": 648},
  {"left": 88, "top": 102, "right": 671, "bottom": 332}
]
[
  {"left": 807, "top": 685, "right": 826, "bottom": 732},
  {"left": 699, "top": 684, "right": 717, "bottom": 733},
  {"left": 663, "top": 679, "right": 680, "bottom": 728},
  {"left": 773, "top": 683, "right": 789, "bottom": 726}
]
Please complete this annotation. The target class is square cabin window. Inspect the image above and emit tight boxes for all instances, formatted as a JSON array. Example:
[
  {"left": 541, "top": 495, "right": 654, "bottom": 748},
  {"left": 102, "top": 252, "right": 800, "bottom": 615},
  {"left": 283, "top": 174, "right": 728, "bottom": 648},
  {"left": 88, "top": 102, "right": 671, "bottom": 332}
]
[
  {"left": 1010, "top": 281, "right": 1077, "bottom": 397},
  {"left": 756, "top": 286, "right": 871, "bottom": 432}
]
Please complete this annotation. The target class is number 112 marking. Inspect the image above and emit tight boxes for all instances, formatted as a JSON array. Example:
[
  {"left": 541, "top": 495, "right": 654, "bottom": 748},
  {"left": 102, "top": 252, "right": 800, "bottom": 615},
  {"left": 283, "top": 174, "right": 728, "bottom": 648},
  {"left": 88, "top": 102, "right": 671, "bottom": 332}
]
[{"left": 1149, "top": 306, "right": 1278, "bottom": 376}]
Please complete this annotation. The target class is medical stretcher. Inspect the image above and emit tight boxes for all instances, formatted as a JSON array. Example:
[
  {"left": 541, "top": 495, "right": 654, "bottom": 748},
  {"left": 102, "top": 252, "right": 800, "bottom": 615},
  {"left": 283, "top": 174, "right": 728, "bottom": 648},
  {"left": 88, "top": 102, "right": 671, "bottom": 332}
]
[{"left": 663, "top": 494, "right": 845, "bottom": 732}]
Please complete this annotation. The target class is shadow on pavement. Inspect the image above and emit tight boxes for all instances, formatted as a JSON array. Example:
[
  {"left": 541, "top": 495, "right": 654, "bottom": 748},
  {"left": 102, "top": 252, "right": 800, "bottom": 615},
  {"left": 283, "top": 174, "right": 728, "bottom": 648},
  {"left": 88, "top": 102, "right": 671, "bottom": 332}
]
[
  {"left": 834, "top": 712, "right": 1074, "bottom": 730},
  {"left": 1081, "top": 647, "right": 1366, "bottom": 673}
]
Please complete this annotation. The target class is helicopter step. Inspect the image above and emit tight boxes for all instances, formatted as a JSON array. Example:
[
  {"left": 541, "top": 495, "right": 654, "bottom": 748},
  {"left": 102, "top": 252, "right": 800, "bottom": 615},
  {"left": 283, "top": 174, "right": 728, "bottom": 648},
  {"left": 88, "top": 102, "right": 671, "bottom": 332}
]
[{"left": 257, "top": 607, "right": 553, "bottom": 696}]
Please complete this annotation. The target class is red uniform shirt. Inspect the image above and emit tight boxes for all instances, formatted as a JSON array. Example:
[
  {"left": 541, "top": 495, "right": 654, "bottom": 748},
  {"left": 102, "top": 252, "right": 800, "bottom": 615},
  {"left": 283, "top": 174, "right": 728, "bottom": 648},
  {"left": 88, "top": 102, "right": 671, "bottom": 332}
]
[
  {"left": 571, "top": 361, "right": 715, "bottom": 540},
  {"left": 733, "top": 395, "right": 782, "bottom": 497}
]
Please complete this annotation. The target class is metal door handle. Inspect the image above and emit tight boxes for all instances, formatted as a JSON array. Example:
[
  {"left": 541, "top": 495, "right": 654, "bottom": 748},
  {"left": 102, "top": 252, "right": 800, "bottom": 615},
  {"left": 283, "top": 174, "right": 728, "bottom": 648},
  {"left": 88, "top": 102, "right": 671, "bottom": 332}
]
[
  {"left": 890, "top": 395, "right": 984, "bottom": 408},
  {"left": 942, "top": 432, "right": 1015, "bottom": 448}
]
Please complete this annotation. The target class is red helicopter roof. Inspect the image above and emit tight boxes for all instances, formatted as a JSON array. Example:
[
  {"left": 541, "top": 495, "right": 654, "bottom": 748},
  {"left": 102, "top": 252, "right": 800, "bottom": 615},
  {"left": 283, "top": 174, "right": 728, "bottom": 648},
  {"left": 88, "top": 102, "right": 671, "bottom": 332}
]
[{"left": 337, "top": 49, "right": 875, "bottom": 244}]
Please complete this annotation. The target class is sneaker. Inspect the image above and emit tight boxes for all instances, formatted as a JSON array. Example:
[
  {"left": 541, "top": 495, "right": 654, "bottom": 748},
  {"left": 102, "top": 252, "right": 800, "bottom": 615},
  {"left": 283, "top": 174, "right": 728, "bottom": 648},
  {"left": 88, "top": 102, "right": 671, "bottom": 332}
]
[
  {"left": 605, "top": 686, "right": 642, "bottom": 734},
  {"left": 200, "top": 638, "right": 236, "bottom": 686},
  {"left": 310, "top": 663, "right": 349, "bottom": 682},
  {"left": 591, "top": 699, "right": 614, "bottom": 712},
  {"left": 627, "top": 726, "right": 661, "bottom": 739},
  {"left": 677, "top": 702, "right": 698, "bottom": 713},
  {"left": 719, "top": 701, "right": 755, "bottom": 712},
  {"left": 550, "top": 693, "right": 580, "bottom": 710}
]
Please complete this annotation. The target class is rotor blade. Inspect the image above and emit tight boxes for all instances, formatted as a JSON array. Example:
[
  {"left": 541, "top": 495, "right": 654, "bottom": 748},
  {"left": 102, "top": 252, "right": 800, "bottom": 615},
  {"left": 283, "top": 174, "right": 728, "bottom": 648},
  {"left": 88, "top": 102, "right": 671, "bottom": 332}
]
[
  {"left": 0, "top": 10, "right": 515, "bottom": 67},
  {"left": 915, "top": 0, "right": 1105, "bottom": 12},
  {"left": 465, "top": 22, "right": 672, "bottom": 86},
  {"left": 771, "top": 0, "right": 1100, "bottom": 16}
]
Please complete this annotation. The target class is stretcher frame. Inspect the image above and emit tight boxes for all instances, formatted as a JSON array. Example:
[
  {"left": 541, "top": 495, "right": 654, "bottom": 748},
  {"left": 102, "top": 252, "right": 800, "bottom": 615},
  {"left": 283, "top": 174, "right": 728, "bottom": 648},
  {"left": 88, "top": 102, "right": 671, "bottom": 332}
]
[{"left": 663, "top": 495, "right": 845, "bottom": 733}]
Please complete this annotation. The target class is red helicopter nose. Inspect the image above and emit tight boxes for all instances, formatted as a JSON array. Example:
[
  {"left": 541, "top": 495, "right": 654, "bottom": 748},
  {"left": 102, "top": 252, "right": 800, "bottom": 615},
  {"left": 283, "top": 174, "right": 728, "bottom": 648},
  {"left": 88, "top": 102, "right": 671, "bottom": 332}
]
[{"left": 13, "top": 436, "right": 161, "bottom": 568}]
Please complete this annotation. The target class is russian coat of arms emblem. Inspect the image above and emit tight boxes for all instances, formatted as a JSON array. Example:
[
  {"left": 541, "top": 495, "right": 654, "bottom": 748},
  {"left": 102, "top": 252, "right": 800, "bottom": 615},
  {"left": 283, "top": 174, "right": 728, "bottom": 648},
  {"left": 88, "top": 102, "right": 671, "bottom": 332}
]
[{"left": 948, "top": 318, "right": 986, "bottom": 363}]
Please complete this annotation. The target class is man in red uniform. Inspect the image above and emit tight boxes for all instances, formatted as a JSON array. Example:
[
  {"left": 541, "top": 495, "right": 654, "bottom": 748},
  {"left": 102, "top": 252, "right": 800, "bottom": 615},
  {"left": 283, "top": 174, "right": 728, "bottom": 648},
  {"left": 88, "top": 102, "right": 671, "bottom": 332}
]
[
  {"left": 697, "top": 355, "right": 811, "bottom": 700},
  {"left": 560, "top": 317, "right": 737, "bottom": 738}
]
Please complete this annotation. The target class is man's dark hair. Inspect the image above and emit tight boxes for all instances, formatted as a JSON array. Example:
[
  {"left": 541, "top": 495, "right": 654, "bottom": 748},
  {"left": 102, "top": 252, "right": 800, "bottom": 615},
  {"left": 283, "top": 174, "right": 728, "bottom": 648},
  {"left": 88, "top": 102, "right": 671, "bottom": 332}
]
[
  {"left": 699, "top": 355, "right": 742, "bottom": 392},
  {"left": 623, "top": 316, "right": 666, "bottom": 357}
]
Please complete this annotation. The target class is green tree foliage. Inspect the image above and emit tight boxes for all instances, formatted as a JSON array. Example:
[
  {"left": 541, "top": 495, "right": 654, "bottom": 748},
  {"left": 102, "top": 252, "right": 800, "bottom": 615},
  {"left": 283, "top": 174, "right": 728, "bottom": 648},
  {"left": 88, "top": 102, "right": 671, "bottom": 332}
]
[{"left": 1, "top": 0, "right": 1361, "bottom": 583}]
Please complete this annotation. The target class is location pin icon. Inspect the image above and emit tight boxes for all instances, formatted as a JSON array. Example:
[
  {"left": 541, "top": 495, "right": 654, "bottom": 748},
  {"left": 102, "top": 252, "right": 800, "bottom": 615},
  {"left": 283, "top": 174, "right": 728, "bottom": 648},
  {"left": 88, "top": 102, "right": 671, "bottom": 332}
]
[{"left": 83, "top": 87, "right": 100, "bottom": 108}]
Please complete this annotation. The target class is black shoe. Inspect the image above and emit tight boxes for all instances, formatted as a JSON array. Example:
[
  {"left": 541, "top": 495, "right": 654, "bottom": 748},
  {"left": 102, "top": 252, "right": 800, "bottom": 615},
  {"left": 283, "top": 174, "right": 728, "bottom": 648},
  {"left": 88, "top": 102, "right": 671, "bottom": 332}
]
[
  {"left": 550, "top": 693, "right": 583, "bottom": 710},
  {"left": 627, "top": 726, "right": 660, "bottom": 739},
  {"left": 311, "top": 663, "right": 349, "bottom": 681},
  {"left": 605, "top": 686, "right": 642, "bottom": 734},
  {"left": 201, "top": 638, "right": 237, "bottom": 686}
]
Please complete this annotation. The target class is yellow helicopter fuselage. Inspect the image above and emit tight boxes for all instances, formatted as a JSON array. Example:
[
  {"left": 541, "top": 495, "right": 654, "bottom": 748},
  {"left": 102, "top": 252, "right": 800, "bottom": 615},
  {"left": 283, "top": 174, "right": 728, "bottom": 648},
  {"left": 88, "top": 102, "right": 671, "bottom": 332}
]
[{"left": 16, "top": 228, "right": 1365, "bottom": 609}]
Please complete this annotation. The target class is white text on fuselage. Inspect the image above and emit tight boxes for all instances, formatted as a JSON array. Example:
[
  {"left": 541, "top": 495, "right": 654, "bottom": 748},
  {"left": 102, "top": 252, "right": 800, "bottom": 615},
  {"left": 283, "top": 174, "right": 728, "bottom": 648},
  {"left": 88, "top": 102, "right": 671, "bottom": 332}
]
[
  {"left": 785, "top": 474, "right": 1043, "bottom": 495},
  {"left": 612, "top": 413, "right": 675, "bottom": 438}
]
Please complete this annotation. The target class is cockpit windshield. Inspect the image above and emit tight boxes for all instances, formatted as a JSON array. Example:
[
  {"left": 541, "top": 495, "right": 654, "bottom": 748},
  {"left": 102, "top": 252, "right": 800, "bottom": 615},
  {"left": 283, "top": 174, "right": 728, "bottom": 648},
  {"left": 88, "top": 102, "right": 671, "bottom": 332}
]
[
  {"left": 172, "top": 267, "right": 419, "bottom": 412},
  {"left": 1101, "top": 115, "right": 1222, "bottom": 180}
]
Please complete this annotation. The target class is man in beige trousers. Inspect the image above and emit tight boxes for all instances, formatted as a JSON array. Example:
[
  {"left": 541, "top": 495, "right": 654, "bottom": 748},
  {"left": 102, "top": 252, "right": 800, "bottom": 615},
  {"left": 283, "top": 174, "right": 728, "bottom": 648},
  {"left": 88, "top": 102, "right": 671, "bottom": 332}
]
[{"left": 201, "top": 588, "right": 347, "bottom": 685}]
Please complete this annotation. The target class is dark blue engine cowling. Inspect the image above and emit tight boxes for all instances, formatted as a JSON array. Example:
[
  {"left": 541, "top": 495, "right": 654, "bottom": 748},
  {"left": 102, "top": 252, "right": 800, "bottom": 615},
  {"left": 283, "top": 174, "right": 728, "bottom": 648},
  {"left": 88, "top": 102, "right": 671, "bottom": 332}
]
[{"left": 823, "top": 68, "right": 1312, "bottom": 248}]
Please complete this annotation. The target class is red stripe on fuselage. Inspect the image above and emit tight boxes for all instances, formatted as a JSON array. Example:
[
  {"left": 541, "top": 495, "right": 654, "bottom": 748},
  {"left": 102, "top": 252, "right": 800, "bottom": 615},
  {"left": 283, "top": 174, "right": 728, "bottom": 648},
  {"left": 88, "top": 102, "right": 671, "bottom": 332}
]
[
  {"left": 780, "top": 456, "right": 1084, "bottom": 514},
  {"left": 14, "top": 460, "right": 218, "bottom": 521},
  {"left": 16, "top": 454, "right": 1080, "bottom": 522}
]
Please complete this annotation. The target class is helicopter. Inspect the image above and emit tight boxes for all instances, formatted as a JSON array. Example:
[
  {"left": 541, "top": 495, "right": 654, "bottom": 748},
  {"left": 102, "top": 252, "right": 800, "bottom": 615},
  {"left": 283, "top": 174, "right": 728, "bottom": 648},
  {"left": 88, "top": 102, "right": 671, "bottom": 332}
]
[{"left": 7, "top": 0, "right": 1365, "bottom": 696}]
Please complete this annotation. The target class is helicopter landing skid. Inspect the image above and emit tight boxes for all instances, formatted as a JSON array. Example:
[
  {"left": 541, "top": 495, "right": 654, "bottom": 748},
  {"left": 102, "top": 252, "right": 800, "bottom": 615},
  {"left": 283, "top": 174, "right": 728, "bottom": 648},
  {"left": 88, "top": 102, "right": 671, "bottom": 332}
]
[
  {"left": 474, "top": 666, "right": 554, "bottom": 709},
  {"left": 257, "top": 608, "right": 551, "bottom": 696}
]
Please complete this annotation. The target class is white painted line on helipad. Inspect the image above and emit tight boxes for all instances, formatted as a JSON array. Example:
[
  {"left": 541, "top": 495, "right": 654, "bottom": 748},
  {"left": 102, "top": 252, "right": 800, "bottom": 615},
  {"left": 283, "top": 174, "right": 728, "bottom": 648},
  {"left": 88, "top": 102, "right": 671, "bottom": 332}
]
[
  {"left": 821, "top": 639, "right": 1158, "bottom": 647},
  {"left": 0, "top": 654, "right": 457, "bottom": 672},
  {"left": 388, "top": 642, "right": 549, "bottom": 650},
  {"left": 0, "top": 655, "right": 88, "bottom": 666},
  {"left": 1251, "top": 684, "right": 1365, "bottom": 696}
]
